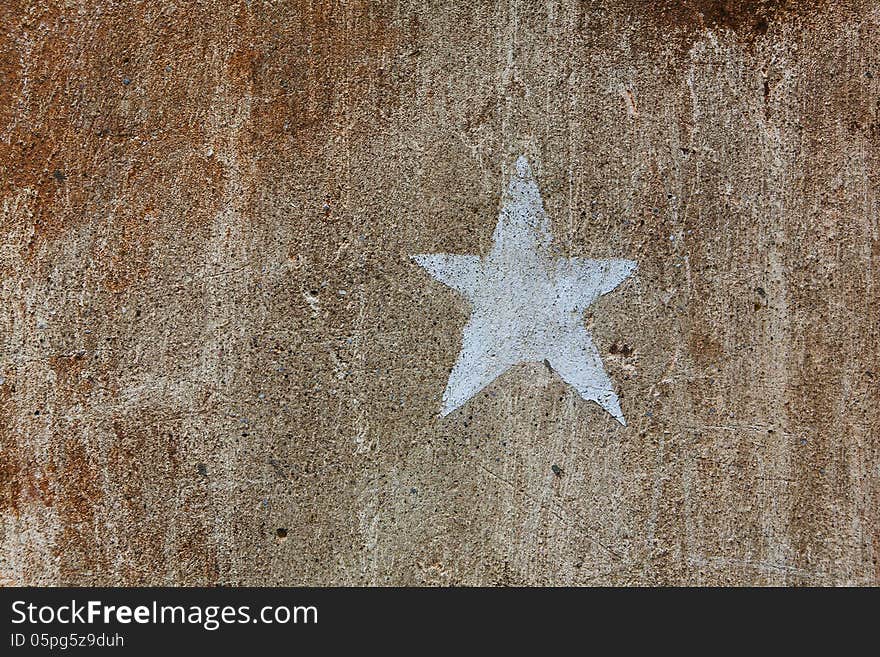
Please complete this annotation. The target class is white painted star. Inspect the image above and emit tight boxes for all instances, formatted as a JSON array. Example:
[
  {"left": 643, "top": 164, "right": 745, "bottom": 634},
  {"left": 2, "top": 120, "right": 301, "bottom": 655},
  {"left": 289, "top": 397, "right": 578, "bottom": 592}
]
[{"left": 413, "top": 156, "right": 636, "bottom": 425}]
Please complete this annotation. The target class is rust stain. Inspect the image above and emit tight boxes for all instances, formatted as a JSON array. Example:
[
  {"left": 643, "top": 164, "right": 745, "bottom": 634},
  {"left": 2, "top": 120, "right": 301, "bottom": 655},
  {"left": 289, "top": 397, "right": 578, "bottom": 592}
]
[
  {"left": 103, "top": 416, "right": 217, "bottom": 584},
  {"left": 243, "top": 1, "right": 401, "bottom": 156},
  {"left": 0, "top": 447, "right": 22, "bottom": 515},
  {"left": 0, "top": 379, "right": 18, "bottom": 514},
  {"left": 629, "top": 0, "right": 832, "bottom": 37},
  {"left": 1, "top": 2, "right": 227, "bottom": 288},
  {"left": 0, "top": 380, "right": 53, "bottom": 515},
  {"left": 1, "top": 1, "right": 400, "bottom": 293},
  {"left": 52, "top": 431, "right": 108, "bottom": 582},
  {"left": 55, "top": 439, "right": 98, "bottom": 523},
  {"left": 48, "top": 353, "right": 90, "bottom": 402},
  {"left": 618, "top": 0, "right": 844, "bottom": 65}
]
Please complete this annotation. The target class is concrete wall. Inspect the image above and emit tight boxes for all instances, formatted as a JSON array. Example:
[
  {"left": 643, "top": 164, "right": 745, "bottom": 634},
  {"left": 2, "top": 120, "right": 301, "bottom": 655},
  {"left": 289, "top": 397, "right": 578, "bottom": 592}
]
[{"left": 1, "top": 0, "right": 878, "bottom": 585}]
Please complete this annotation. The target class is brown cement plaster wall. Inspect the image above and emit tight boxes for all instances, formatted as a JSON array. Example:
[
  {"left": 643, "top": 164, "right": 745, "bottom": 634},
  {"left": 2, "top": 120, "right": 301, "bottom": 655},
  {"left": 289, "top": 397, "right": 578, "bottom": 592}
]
[{"left": 0, "top": 0, "right": 878, "bottom": 586}]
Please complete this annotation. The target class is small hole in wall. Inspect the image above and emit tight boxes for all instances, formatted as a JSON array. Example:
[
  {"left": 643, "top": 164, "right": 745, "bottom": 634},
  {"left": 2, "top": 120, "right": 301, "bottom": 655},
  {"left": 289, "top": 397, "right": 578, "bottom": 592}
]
[{"left": 276, "top": 528, "right": 288, "bottom": 541}]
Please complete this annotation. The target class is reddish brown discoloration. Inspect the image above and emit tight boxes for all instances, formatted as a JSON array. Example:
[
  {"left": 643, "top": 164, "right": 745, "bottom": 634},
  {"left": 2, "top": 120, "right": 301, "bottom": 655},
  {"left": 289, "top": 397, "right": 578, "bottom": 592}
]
[
  {"left": 51, "top": 432, "right": 108, "bottom": 582},
  {"left": 628, "top": 0, "right": 834, "bottom": 39},
  {"left": 102, "top": 418, "right": 195, "bottom": 584},
  {"left": 0, "top": 379, "right": 18, "bottom": 514},
  {"left": 0, "top": 450, "right": 23, "bottom": 515}
]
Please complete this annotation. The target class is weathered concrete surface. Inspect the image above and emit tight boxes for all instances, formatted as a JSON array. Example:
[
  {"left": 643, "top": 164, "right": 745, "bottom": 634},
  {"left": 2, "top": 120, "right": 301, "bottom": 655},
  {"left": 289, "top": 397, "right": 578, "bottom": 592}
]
[{"left": 0, "top": 1, "right": 878, "bottom": 586}]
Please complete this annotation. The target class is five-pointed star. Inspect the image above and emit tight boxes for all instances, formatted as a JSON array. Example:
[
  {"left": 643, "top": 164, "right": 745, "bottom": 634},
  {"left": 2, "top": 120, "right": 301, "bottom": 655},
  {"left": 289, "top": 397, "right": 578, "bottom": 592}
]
[{"left": 412, "top": 156, "right": 636, "bottom": 425}]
